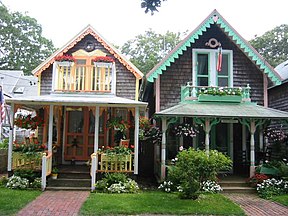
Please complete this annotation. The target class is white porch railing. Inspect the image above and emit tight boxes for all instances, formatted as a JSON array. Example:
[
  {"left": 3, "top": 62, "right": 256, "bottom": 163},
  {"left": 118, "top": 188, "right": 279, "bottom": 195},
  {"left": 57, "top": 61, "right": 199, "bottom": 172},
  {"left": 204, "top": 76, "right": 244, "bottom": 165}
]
[{"left": 41, "top": 151, "right": 52, "bottom": 191}]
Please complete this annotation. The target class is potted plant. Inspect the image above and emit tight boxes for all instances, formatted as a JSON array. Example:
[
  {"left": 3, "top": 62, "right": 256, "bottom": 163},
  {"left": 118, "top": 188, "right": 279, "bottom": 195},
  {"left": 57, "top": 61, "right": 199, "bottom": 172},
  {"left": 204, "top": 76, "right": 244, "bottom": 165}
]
[
  {"left": 55, "top": 54, "right": 76, "bottom": 67},
  {"left": 14, "top": 114, "right": 44, "bottom": 130},
  {"left": 51, "top": 167, "right": 59, "bottom": 179}
]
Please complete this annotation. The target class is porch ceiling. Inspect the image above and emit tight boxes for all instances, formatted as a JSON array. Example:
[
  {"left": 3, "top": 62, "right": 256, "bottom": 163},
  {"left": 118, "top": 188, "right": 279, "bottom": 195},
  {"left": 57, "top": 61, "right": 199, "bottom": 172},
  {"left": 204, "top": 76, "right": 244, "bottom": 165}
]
[
  {"left": 6, "top": 94, "right": 147, "bottom": 108},
  {"left": 156, "top": 102, "right": 288, "bottom": 119}
]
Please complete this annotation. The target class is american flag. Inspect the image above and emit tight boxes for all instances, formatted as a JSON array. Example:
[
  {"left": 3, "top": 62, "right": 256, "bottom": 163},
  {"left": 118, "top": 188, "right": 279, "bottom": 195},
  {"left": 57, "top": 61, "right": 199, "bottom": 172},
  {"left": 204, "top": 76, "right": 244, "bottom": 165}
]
[
  {"left": 216, "top": 46, "right": 222, "bottom": 72},
  {"left": 0, "top": 89, "right": 5, "bottom": 124}
]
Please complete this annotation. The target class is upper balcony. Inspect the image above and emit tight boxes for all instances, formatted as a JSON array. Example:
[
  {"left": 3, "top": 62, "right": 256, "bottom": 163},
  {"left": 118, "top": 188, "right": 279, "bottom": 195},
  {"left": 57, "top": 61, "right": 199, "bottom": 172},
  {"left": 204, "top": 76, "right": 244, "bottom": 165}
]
[
  {"left": 181, "top": 82, "right": 251, "bottom": 103},
  {"left": 52, "top": 62, "right": 115, "bottom": 94}
]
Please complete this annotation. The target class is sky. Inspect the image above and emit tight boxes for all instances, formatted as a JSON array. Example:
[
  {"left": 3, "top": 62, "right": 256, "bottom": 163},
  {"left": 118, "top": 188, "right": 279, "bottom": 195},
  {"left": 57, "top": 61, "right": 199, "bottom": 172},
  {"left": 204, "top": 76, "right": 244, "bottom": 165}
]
[{"left": 2, "top": 0, "right": 288, "bottom": 48}]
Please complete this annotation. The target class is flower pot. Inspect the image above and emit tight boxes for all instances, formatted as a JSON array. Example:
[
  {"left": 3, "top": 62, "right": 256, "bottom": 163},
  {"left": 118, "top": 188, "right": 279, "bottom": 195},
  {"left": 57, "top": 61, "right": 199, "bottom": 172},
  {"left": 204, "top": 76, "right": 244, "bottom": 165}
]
[
  {"left": 94, "top": 62, "right": 113, "bottom": 68},
  {"left": 51, "top": 173, "right": 58, "bottom": 179}
]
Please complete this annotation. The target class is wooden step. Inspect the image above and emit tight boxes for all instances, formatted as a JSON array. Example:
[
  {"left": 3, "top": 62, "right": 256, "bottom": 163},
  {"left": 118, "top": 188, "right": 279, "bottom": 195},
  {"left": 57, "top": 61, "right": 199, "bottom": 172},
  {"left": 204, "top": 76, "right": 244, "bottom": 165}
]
[
  {"left": 221, "top": 186, "right": 256, "bottom": 194},
  {"left": 46, "top": 186, "right": 90, "bottom": 191},
  {"left": 48, "top": 178, "right": 90, "bottom": 187}
]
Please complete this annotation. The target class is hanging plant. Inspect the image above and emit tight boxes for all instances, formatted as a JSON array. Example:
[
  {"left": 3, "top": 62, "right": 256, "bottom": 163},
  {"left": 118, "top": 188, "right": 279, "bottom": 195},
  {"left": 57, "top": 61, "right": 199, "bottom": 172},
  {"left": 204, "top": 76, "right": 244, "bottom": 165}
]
[
  {"left": 14, "top": 114, "right": 44, "bottom": 130},
  {"left": 174, "top": 123, "right": 198, "bottom": 138}
]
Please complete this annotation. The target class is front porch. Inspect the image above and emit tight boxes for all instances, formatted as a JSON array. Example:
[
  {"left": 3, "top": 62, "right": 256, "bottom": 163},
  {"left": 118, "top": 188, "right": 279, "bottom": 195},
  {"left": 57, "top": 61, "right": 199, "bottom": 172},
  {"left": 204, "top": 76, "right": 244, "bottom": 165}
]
[{"left": 6, "top": 95, "right": 147, "bottom": 191}]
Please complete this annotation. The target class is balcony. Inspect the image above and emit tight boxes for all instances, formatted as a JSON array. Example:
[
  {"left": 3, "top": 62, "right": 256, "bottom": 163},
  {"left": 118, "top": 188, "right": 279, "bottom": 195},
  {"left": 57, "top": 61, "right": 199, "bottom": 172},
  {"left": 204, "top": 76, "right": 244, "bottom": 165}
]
[
  {"left": 181, "top": 82, "right": 251, "bottom": 103},
  {"left": 53, "top": 63, "right": 114, "bottom": 93}
]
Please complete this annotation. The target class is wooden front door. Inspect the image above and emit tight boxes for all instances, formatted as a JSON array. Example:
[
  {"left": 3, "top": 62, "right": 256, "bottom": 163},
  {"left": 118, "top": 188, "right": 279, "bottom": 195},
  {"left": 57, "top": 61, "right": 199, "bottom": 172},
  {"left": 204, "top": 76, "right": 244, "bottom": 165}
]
[{"left": 64, "top": 107, "right": 95, "bottom": 161}]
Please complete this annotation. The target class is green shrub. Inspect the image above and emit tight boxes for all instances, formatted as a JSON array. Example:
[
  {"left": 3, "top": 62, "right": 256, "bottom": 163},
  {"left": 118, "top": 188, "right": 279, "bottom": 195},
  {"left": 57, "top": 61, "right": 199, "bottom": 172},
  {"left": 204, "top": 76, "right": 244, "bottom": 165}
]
[
  {"left": 257, "top": 178, "right": 288, "bottom": 199},
  {"left": 13, "top": 169, "right": 40, "bottom": 183},
  {"left": 30, "top": 178, "right": 41, "bottom": 189},
  {"left": 0, "top": 139, "right": 8, "bottom": 149},
  {"left": 6, "top": 175, "right": 29, "bottom": 189},
  {"left": 0, "top": 176, "right": 8, "bottom": 187},
  {"left": 95, "top": 173, "right": 139, "bottom": 193},
  {"left": 168, "top": 148, "right": 232, "bottom": 199}
]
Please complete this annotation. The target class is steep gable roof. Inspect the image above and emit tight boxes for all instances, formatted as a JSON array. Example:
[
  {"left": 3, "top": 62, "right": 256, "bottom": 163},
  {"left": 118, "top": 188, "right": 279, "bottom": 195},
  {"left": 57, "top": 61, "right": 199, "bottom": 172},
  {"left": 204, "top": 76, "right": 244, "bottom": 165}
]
[
  {"left": 32, "top": 25, "right": 143, "bottom": 79},
  {"left": 146, "top": 10, "right": 282, "bottom": 85}
]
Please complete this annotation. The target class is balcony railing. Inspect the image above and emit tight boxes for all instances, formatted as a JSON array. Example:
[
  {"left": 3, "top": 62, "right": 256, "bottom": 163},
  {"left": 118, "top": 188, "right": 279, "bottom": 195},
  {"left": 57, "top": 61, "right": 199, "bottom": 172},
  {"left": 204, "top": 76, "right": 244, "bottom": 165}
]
[
  {"left": 54, "top": 63, "right": 113, "bottom": 93},
  {"left": 181, "top": 82, "right": 251, "bottom": 103}
]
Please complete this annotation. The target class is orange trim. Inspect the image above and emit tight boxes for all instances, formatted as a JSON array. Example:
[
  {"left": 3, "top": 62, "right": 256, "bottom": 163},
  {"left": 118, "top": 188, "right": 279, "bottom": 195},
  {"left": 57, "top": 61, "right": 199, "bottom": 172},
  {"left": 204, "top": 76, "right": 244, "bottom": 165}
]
[{"left": 35, "top": 28, "right": 142, "bottom": 79}]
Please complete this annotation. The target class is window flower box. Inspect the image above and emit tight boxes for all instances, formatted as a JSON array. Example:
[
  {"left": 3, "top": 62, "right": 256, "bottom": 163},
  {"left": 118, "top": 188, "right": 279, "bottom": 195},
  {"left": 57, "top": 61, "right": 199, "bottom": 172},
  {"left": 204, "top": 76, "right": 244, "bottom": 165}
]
[
  {"left": 93, "top": 56, "right": 114, "bottom": 68},
  {"left": 198, "top": 94, "right": 242, "bottom": 103},
  {"left": 55, "top": 55, "right": 75, "bottom": 67}
]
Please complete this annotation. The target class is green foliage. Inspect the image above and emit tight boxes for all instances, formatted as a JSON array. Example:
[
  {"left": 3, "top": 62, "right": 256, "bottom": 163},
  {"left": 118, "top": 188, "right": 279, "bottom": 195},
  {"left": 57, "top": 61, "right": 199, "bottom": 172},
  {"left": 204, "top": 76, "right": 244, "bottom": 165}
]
[
  {"left": 0, "top": 139, "right": 8, "bottom": 149},
  {"left": 256, "top": 178, "right": 288, "bottom": 199},
  {"left": 270, "top": 194, "right": 288, "bottom": 206},
  {"left": 121, "top": 29, "right": 183, "bottom": 74},
  {"left": 0, "top": 5, "right": 55, "bottom": 74},
  {"left": 250, "top": 24, "right": 288, "bottom": 68},
  {"left": 95, "top": 173, "right": 139, "bottom": 193},
  {"left": 52, "top": 167, "right": 59, "bottom": 174},
  {"left": 30, "top": 177, "right": 41, "bottom": 189},
  {"left": 168, "top": 148, "right": 232, "bottom": 199},
  {"left": 6, "top": 175, "right": 29, "bottom": 189},
  {"left": 14, "top": 168, "right": 40, "bottom": 183},
  {"left": 0, "top": 176, "right": 8, "bottom": 187},
  {"left": 141, "top": 0, "right": 167, "bottom": 15}
]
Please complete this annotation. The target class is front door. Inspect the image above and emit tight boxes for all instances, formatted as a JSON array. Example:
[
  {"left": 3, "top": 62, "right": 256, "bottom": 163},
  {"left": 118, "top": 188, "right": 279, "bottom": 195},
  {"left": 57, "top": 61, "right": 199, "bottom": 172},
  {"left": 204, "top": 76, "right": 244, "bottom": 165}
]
[{"left": 64, "top": 107, "right": 95, "bottom": 161}]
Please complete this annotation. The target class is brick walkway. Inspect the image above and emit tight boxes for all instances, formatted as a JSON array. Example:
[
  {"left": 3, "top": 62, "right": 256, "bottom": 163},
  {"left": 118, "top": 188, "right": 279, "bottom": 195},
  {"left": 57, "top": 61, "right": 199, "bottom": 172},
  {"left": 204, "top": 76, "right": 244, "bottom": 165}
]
[
  {"left": 17, "top": 191, "right": 89, "bottom": 216},
  {"left": 225, "top": 193, "right": 288, "bottom": 216}
]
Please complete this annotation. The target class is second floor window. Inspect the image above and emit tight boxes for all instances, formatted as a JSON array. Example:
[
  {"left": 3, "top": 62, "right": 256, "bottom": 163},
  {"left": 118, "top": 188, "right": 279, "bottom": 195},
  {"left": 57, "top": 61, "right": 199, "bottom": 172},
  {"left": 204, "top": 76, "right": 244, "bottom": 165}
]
[{"left": 192, "top": 49, "right": 233, "bottom": 87}]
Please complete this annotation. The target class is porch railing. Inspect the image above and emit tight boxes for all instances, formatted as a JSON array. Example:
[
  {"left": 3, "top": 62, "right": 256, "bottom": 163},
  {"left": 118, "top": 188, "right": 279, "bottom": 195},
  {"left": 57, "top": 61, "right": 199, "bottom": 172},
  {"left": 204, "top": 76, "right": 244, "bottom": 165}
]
[
  {"left": 90, "top": 152, "right": 134, "bottom": 191},
  {"left": 181, "top": 83, "right": 251, "bottom": 102},
  {"left": 12, "top": 152, "right": 42, "bottom": 170},
  {"left": 55, "top": 63, "right": 113, "bottom": 93},
  {"left": 41, "top": 151, "right": 52, "bottom": 191}
]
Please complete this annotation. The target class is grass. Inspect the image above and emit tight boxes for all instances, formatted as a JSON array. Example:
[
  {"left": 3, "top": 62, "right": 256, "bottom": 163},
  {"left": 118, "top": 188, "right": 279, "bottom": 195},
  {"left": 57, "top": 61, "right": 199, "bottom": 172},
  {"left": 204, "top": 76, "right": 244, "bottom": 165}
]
[
  {"left": 80, "top": 191, "right": 245, "bottom": 215},
  {"left": 270, "top": 194, "right": 288, "bottom": 206},
  {"left": 0, "top": 187, "right": 41, "bottom": 215}
]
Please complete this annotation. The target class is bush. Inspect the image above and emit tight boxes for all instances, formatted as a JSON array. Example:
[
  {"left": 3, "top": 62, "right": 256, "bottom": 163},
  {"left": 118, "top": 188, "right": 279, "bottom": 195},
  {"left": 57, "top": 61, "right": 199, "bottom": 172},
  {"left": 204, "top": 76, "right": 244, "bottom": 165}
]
[
  {"left": 13, "top": 169, "right": 40, "bottom": 183},
  {"left": 201, "top": 180, "right": 222, "bottom": 193},
  {"left": 257, "top": 178, "right": 288, "bottom": 199},
  {"left": 168, "top": 148, "right": 232, "bottom": 199},
  {"left": 30, "top": 177, "right": 41, "bottom": 189},
  {"left": 0, "top": 139, "right": 8, "bottom": 149},
  {"left": 158, "top": 181, "right": 175, "bottom": 193},
  {"left": 6, "top": 175, "right": 29, "bottom": 189},
  {"left": 0, "top": 176, "right": 8, "bottom": 187},
  {"left": 95, "top": 173, "right": 139, "bottom": 193},
  {"left": 248, "top": 173, "right": 269, "bottom": 188}
]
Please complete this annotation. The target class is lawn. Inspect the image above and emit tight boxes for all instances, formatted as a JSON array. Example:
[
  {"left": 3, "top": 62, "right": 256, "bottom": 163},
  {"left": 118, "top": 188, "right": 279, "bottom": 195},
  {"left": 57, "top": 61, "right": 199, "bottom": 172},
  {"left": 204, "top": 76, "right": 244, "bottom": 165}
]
[
  {"left": 0, "top": 188, "right": 41, "bottom": 215},
  {"left": 80, "top": 191, "right": 245, "bottom": 215},
  {"left": 270, "top": 194, "right": 288, "bottom": 206}
]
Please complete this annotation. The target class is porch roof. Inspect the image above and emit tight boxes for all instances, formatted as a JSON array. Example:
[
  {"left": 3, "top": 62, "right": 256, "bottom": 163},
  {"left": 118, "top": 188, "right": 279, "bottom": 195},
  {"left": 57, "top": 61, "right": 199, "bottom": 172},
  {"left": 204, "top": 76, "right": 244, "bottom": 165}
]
[
  {"left": 156, "top": 102, "right": 288, "bottom": 119},
  {"left": 6, "top": 94, "right": 147, "bottom": 108}
]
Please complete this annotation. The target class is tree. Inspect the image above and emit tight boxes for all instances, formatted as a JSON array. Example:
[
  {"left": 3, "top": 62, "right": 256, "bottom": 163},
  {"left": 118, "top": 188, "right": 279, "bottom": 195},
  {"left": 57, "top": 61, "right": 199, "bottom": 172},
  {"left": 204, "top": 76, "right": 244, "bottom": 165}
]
[
  {"left": 141, "top": 0, "right": 167, "bottom": 15},
  {"left": 0, "top": 5, "right": 55, "bottom": 74},
  {"left": 121, "top": 29, "right": 184, "bottom": 75},
  {"left": 249, "top": 24, "right": 288, "bottom": 68}
]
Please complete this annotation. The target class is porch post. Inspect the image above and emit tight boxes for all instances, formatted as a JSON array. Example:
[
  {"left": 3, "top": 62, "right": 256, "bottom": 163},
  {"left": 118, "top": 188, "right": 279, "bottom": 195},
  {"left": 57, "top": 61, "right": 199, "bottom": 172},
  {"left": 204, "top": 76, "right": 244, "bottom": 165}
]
[
  {"left": 242, "top": 124, "right": 246, "bottom": 152},
  {"left": 7, "top": 103, "right": 14, "bottom": 172},
  {"left": 204, "top": 118, "right": 211, "bottom": 155},
  {"left": 134, "top": 106, "right": 139, "bottom": 174},
  {"left": 48, "top": 105, "right": 54, "bottom": 152},
  {"left": 179, "top": 117, "right": 183, "bottom": 149},
  {"left": 250, "top": 120, "right": 256, "bottom": 177},
  {"left": 161, "top": 117, "right": 167, "bottom": 181},
  {"left": 94, "top": 106, "right": 100, "bottom": 153}
]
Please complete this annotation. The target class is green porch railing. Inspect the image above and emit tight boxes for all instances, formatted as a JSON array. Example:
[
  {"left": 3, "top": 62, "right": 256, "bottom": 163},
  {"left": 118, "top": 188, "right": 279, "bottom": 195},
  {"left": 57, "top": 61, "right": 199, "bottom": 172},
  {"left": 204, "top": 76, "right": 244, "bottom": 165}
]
[{"left": 180, "top": 83, "right": 251, "bottom": 103}]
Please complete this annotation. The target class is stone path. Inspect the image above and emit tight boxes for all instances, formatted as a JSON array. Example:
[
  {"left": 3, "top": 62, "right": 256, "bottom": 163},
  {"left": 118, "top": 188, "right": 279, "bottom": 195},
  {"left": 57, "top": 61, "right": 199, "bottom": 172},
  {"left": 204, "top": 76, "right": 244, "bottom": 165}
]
[
  {"left": 225, "top": 193, "right": 288, "bottom": 216},
  {"left": 17, "top": 191, "right": 89, "bottom": 216}
]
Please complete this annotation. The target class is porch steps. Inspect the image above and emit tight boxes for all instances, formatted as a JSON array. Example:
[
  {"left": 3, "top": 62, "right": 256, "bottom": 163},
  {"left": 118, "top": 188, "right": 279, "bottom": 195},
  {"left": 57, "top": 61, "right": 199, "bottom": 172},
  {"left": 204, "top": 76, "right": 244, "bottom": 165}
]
[
  {"left": 219, "top": 176, "right": 256, "bottom": 194},
  {"left": 46, "top": 165, "right": 91, "bottom": 191}
]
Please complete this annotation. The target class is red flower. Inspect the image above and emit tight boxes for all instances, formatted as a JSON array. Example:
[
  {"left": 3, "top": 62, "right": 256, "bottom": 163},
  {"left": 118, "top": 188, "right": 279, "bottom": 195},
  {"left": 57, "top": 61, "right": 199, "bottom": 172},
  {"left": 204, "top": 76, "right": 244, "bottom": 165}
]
[
  {"left": 93, "top": 56, "right": 114, "bottom": 63},
  {"left": 130, "top": 145, "right": 134, "bottom": 149},
  {"left": 55, "top": 55, "right": 76, "bottom": 62}
]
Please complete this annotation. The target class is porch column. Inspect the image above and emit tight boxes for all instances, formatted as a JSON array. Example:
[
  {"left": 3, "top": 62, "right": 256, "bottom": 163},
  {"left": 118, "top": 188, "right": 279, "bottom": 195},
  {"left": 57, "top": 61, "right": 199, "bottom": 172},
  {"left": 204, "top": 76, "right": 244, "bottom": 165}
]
[
  {"left": 48, "top": 105, "right": 54, "bottom": 152},
  {"left": 204, "top": 118, "right": 211, "bottom": 155},
  {"left": 242, "top": 124, "right": 246, "bottom": 152},
  {"left": 249, "top": 120, "right": 256, "bottom": 177},
  {"left": 134, "top": 107, "right": 139, "bottom": 174},
  {"left": 94, "top": 106, "right": 100, "bottom": 153},
  {"left": 7, "top": 103, "right": 14, "bottom": 172},
  {"left": 161, "top": 117, "right": 167, "bottom": 181},
  {"left": 259, "top": 125, "right": 264, "bottom": 151},
  {"left": 179, "top": 117, "right": 183, "bottom": 149}
]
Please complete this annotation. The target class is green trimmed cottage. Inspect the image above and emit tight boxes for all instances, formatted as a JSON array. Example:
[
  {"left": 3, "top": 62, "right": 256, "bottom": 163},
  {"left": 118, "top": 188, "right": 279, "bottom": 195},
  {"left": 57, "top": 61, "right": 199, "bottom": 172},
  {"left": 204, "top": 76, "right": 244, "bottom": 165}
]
[{"left": 144, "top": 10, "right": 288, "bottom": 180}]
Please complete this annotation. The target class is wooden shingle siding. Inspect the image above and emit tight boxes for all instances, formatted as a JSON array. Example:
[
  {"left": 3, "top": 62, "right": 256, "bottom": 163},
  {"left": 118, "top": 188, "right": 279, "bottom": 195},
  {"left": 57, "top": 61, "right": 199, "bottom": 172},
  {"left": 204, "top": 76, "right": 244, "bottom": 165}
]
[
  {"left": 269, "top": 83, "right": 288, "bottom": 112},
  {"left": 39, "top": 35, "right": 136, "bottom": 99},
  {"left": 159, "top": 24, "right": 265, "bottom": 110},
  {"left": 40, "top": 65, "right": 53, "bottom": 95}
]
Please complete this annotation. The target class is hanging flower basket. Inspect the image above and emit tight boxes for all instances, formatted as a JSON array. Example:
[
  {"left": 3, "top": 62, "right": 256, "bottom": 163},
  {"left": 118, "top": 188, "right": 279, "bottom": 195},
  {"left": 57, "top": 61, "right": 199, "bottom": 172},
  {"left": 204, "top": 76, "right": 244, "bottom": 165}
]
[{"left": 14, "top": 114, "right": 44, "bottom": 130}]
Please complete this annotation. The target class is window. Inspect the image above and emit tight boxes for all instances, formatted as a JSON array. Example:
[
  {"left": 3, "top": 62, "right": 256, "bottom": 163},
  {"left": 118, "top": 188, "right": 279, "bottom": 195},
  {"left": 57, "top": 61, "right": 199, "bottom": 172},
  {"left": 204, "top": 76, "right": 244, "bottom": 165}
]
[{"left": 192, "top": 49, "right": 233, "bottom": 87}]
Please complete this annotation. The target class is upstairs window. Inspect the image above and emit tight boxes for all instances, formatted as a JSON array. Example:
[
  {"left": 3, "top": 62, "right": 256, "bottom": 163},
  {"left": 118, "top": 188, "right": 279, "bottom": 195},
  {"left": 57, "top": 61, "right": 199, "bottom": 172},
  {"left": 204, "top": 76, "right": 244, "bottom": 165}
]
[{"left": 192, "top": 49, "right": 233, "bottom": 87}]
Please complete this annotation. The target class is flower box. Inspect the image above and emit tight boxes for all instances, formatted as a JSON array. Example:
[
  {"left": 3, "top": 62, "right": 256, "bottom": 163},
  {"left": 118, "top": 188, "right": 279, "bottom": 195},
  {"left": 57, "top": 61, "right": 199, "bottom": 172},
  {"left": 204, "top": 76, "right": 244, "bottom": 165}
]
[
  {"left": 56, "top": 61, "right": 74, "bottom": 67},
  {"left": 259, "top": 166, "right": 279, "bottom": 176},
  {"left": 198, "top": 94, "right": 242, "bottom": 103},
  {"left": 94, "top": 62, "right": 113, "bottom": 68}
]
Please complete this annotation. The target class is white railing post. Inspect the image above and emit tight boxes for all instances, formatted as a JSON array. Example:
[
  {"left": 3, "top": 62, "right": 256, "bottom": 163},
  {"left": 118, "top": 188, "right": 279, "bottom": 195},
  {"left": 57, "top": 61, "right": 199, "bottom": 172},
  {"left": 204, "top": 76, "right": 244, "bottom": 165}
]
[
  {"left": 91, "top": 153, "right": 97, "bottom": 192},
  {"left": 41, "top": 153, "right": 47, "bottom": 191}
]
